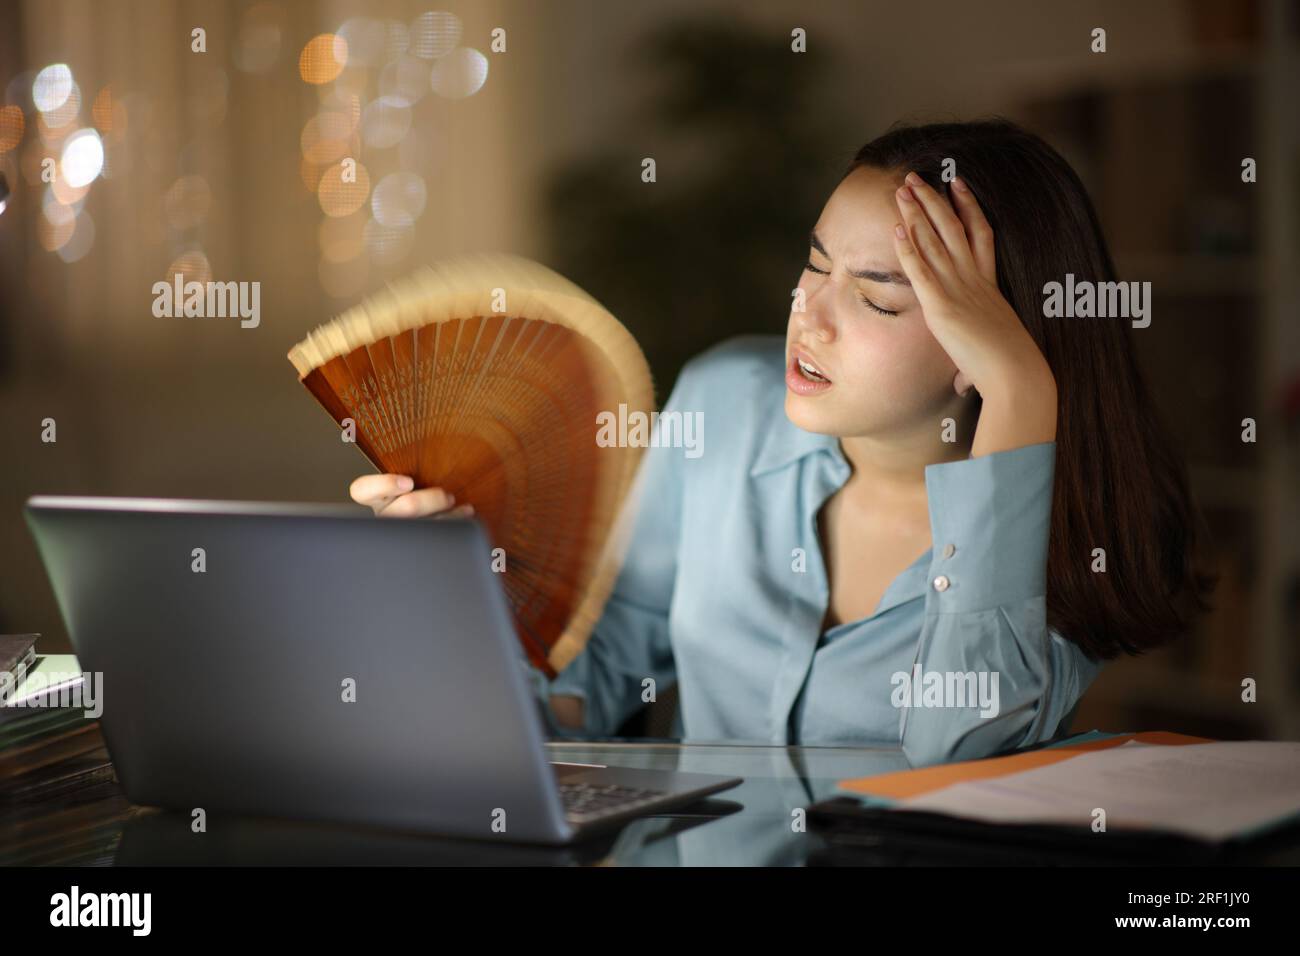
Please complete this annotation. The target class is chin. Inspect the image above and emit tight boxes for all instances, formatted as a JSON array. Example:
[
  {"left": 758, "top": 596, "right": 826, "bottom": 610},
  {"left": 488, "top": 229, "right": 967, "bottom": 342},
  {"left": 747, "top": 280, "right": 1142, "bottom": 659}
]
[
  {"left": 784, "top": 392, "right": 845, "bottom": 435},
  {"left": 785, "top": 391, "right": 895, "bottom": 438}
]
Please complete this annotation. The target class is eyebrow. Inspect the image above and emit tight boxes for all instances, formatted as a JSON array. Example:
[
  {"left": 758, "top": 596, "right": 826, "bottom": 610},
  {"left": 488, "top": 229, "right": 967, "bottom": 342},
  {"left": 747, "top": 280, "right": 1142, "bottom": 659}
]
[{"left": 809, "top": 229, "right": 911, "bottom": 286}]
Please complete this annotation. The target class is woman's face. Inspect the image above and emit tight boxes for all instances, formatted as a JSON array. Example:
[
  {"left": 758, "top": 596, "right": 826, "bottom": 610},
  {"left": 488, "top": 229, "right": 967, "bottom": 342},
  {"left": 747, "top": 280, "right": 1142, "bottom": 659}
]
[{"left": 785, "top": 165, "right": 966, "bottom": 439}]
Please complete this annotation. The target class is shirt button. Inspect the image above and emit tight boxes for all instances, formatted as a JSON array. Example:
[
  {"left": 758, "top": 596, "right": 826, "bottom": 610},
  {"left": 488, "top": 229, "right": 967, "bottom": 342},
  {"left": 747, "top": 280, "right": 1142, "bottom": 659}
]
[
  {"left": 942, "top": 543, "right": 956, "bottom": 559},
  {"left": 932, "top": 575, "right": 950, "bottom": 592}
]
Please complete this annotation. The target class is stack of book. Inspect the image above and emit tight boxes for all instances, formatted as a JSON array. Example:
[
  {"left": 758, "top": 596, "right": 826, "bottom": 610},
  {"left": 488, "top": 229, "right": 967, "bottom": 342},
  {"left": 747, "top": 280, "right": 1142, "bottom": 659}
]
[{"left": 1, "top": 634, "right": 119, "bottom": 864}]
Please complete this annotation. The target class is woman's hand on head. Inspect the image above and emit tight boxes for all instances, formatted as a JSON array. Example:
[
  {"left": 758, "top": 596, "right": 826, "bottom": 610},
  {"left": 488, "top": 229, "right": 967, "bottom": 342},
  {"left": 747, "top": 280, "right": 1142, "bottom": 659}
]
[
  {"left": 349, "top": 474, "right": 474, "bottom": 519},
  {"left": 891, "top": 171, "right": 1055, "bottom": 402},
  {"left": 892, "top": 171, "right": 1057, "bottom": 454}
]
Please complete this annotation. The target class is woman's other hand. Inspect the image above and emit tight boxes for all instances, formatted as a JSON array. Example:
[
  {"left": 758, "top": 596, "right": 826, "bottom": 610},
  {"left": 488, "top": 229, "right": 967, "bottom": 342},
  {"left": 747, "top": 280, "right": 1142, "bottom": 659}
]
[{"left": 349, "top": 474, "right": 474, "bottom": 519}]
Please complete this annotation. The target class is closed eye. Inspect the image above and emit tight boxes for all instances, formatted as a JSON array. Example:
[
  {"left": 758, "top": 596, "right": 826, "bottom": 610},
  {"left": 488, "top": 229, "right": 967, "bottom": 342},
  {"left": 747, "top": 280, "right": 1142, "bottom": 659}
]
[
  {"left": 804, "top": 261, "right": 899, "bottom": 317},
  {"left": 857, "top": 293, "right": 898, "bottom": 317}
]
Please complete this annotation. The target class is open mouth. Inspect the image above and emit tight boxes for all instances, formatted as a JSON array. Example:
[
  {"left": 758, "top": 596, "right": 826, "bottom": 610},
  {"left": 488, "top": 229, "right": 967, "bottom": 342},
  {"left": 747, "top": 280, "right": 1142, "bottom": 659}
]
[
  {"left": 796, "top": 356, "right": 830, "bottom": 383},
  {"left": 786, "top": 348, "right": 833, "bottom": 394}
]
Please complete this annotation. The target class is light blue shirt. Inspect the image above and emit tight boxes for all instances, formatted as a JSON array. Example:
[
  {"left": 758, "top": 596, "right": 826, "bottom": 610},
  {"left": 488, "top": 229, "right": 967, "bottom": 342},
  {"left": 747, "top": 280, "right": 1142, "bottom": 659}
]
[{"left": 527, "top": 335, "right": 1105, "bottom": 767}]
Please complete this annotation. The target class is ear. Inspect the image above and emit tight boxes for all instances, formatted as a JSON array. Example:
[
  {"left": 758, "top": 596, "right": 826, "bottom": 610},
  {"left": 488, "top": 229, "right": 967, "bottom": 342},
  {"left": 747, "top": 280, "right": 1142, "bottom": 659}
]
[{"left": 954, "top": 370, "right": 975, "bottom": 398}]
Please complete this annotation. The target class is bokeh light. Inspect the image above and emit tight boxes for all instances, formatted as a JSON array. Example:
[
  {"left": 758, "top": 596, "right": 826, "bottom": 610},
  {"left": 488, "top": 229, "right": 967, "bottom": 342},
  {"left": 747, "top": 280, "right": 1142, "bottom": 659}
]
[
  {"left": 385, "top": 20, "right": 411, "bottom": 59},
  {"left": 59, "top": 128, "right": 103, "bottom": 187},
  {"left": 39, "top": 80, "right": 81, "bottom": 129},
  {"left": 50, "top": 173, "right": 90, "bottom": 206},
  {"left": 371, "top": 171, "right": 426, "bottom": 228},
  {"left": 38, "top": 215, "right": 75, "bottom": 252},
  {"left": 291, "top": 12, "right": 477, "bottom": 294},
  {"left": 0, "top": 106, "right": 23, "bottom": 153},
  {"left": 410, "top": 11, "right": 462, "bottom": 59},
  {"left": 360, "top": 96, "right": 410, "bottom": 149},
  {"left": 318, "top": 159, "right": 371, "bottom": 217},
  {"left": 41, "top": 185, "right": 77, "bottom": 219},
  {"left": 379, "top": 55, "right": 430, "bottom": 107},
  {"left": 97, "top": 144, "right": 117, "bottom": 180},
  {"left": 38, "top": 194, "right": 76, "bottom": 251},
  {"left": 32, "top": 64, "right": 73, "bottom": 112},
  {"left": 36, "top": 112, "right": 77, "bottom": 150},
  {"left": 317, "top": 88, "right": 362, "bottom": 134},
  {"left": 431, "top": 48, "right": 489, "bottom": 99},
  {"left": 337, "top": 17, "right": 386, "bottom": 67},
  {"left": 299, "top": 33, "right": 348, "bottom": 85},
  {"left": 301, "top": 156, "right": 328, "bottom": 193},
  {"left": 300, "top": 110, "right": 354, "bottom": 163}
]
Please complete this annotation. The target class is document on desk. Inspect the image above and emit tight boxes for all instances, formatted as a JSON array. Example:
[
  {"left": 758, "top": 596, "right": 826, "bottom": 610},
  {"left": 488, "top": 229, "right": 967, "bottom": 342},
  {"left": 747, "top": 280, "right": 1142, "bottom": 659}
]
[{"left": 892, "top": 740, "right": 1300, "bottom": 842}]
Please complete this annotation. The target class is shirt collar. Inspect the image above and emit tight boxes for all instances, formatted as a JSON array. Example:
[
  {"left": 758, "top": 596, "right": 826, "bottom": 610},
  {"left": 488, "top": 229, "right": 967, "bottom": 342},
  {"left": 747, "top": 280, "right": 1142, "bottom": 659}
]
[{"left": 749, "top": 410, "right": 849, "bottom": 478}]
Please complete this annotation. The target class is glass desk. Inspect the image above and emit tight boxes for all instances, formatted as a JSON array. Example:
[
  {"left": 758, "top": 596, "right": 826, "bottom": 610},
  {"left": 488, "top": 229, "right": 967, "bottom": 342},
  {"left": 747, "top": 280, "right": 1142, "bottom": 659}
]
[
  {"left": 541, "top": 738, "right": 912, "bottom": 866},
  {"left": 7, "top": 734, "right": 1300, "bottom": 865},
  {"left": 4, "top": 655, "right": 917, "bottom": 865},
  {"left": 0, "top": 732, "right": 911, "bottom": 866},
  {"left": 7, "top": 655, "right": 1297, "bottom": 865}
]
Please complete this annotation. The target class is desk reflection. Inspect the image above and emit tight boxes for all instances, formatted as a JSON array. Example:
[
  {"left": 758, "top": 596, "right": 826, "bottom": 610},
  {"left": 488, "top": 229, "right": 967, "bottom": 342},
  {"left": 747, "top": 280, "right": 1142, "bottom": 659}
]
[{"left": 114, "top": 739, "right": 908, "bottom": 866}]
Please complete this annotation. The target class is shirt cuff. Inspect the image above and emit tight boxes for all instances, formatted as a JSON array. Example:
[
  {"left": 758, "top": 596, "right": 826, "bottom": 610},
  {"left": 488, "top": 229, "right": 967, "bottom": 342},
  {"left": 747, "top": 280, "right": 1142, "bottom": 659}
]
[
  {"left": 922, "top": 441, "right": 1055, "bottom": 614},
  {"left": 527, "top": 656, "right": 592, "bottom": 739}
]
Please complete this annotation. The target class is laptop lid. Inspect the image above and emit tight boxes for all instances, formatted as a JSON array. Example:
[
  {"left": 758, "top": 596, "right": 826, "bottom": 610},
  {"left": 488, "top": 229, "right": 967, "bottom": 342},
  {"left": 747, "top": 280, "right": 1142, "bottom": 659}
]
[{"left": 24, "top": 495, "right": 573, "bottom": 843}]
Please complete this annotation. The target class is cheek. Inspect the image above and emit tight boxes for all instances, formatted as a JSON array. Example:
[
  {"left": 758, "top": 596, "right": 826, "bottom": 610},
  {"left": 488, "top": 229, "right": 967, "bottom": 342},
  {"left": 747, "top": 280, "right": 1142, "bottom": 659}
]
[
  {"left": 832, "top": 319, "right": 956, "bottom": 429},
  {"left": 837, "top": 319, "right": 956, "bottom": 413}
]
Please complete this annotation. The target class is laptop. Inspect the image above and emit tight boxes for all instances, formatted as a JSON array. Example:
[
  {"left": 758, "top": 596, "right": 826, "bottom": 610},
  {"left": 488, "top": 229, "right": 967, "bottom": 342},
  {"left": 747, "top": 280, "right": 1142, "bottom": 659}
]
[{"left": 23, "top": 495, "right": 741, "bottom": 845}]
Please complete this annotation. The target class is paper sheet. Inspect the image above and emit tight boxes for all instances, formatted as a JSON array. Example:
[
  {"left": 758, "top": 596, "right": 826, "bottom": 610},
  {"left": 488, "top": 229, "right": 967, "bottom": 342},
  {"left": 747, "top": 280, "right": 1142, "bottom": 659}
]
[{"left": 897, "top": 740, "right": 1300, "bottom": 841}]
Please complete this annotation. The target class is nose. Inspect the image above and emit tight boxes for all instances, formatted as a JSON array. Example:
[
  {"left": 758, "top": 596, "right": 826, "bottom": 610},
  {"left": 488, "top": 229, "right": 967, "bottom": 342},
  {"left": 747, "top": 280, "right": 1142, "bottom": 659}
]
[{"left": 794, "top": 281, "right": 836, "bottom": 342}]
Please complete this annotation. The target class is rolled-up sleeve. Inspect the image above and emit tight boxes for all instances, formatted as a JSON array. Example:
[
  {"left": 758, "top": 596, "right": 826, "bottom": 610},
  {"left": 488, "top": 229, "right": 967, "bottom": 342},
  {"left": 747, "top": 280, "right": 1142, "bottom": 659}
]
[
  {"left": 898, "top": 441, "right": 1104, "bottom": 767},
  {"left": 525, "top": 371, "right": 692, "bottom": 738}
]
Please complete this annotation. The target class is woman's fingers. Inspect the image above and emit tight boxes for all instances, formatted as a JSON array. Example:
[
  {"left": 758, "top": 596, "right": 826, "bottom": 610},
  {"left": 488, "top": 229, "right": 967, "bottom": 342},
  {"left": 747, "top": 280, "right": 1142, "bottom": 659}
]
[
  {"left": 950, "top": 176, "right": 997, "bottom": 282},
  {"left": 350, "top": 474, "right": 470, "bottom": 519},
  {"left": 433, "top": 503, "right": 476, "bottom": 520},
  {"left": 901, "top": 172, "right": 976, "bottom": 274},
  {"left": 892, "top": 221, "right": 940, "bottom": 304},
  {"left": 350, "top": 473, "right": 414, "bottom": 510},
  {"left": 376, "top": 486, "right": 457, "bottom": 518},
  {"left": 895, "top": 183, "right": 956, "bottom": 283}
]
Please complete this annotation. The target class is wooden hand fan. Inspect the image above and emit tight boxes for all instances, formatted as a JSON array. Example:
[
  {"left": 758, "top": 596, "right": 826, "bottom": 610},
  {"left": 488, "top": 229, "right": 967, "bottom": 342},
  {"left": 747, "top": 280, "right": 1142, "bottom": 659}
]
[{"left": 288, "top": 252, "right": 654, "bottom": 678}]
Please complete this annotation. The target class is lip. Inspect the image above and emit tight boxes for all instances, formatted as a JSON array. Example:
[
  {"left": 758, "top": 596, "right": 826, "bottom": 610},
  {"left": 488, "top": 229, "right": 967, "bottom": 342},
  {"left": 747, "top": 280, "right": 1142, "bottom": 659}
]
[{"left": 786, "top": 344, "right": 833, "bottom": 395}]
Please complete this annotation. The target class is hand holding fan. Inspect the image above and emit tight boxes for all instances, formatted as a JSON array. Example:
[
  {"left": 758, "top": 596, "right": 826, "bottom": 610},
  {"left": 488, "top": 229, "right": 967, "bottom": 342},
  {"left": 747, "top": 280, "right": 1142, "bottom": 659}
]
[{"left": 288, "top": 253, "right": 654, "bottom": 678}]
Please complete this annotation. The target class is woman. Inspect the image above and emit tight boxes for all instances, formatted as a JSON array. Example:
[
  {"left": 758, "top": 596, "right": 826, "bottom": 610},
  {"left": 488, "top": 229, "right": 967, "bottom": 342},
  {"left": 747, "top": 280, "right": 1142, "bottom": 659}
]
[{"left": 351, "top": 120, "right": 1215, "bottom": 767}]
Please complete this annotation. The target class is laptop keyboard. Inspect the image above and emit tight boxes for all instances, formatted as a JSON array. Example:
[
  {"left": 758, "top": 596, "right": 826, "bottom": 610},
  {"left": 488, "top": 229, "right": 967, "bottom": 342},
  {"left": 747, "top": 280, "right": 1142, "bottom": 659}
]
[{"left": 559, "top": 781, "right": 670, "bottom": 824}]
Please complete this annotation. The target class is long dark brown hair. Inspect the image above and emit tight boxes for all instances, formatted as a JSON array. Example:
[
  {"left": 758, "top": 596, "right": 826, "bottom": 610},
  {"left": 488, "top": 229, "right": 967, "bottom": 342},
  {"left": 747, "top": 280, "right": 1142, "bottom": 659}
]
[{"left": 845, "top": 119, "right": 1216, "bottom": 661}]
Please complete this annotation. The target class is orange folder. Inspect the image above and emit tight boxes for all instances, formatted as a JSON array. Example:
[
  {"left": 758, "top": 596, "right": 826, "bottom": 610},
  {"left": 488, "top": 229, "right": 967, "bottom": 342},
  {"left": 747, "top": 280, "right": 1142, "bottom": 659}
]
[{"left": 839, "top": 731, "right": 1215, "bottom": 802}]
